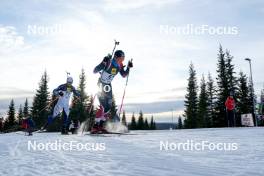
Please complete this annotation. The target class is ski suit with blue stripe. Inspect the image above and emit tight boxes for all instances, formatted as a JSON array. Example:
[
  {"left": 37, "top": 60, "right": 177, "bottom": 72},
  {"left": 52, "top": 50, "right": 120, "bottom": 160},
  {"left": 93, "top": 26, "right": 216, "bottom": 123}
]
[{"left": 94, "top": 58, "right": 130, "bottom": 117}]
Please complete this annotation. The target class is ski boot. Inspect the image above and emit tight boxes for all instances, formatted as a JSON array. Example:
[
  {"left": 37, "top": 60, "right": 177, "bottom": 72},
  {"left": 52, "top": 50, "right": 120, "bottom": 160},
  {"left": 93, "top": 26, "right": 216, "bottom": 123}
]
[
  {"left": 98, "top": 126, "right": 108, "bottom": 134},
  {"left": 91, "top": 124, "right": 100, "bottom": 134},
  {"left": 28, "top": 128, "right": 33, "bottom": 136},
  {"left": 90, "top": 127, "right": 99, "bottom": 134},
  {"left": 61, "top": 127, "right": 69, "bottom": 135},
  {"left": 91, "top": 124, "right": 108, "bottom": 134}
]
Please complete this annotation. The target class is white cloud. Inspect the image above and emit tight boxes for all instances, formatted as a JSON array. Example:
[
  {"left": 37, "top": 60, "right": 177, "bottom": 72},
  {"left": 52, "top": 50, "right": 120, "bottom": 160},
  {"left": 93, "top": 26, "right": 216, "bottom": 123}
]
[
  {"left": 1, "top": 0, "right": 264, "bottom": 121},
  {"left": 0, "top": 25, "right": 30, "bottom": 54},
  {"left": 0, "top": 87, "right": 34, "bottom": 100},
  {"left": 103, "top": 0, "right": 181, "bottom": 11}
]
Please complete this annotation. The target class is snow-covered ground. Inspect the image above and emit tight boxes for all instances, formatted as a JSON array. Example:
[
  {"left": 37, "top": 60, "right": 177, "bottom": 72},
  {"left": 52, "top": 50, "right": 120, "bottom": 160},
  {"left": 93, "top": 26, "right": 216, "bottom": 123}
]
[{"left": 0, "top": 128, "right": 264, "bottom": 176}]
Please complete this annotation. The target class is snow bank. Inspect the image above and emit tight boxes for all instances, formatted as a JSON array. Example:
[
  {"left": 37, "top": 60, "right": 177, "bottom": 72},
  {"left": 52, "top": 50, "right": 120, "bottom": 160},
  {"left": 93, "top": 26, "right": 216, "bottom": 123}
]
[{"left": 0, "top": 128, "right": 263, "bottom": 176}]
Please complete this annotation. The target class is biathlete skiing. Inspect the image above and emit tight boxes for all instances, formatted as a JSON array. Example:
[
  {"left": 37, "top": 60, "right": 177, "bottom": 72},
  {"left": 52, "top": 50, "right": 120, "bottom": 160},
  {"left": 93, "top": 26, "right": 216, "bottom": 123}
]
[
  {"left": 41, "top": 76, "right": 80, "bottom": 134},
  {"left": 91, "top": 49, "right": 133, "bottom": 134}
]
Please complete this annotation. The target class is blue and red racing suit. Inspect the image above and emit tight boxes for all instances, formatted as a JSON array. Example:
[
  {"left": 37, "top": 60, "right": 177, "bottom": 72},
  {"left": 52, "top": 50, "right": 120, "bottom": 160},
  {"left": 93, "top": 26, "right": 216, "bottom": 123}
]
[{"left": 94, "top": 58, "right": 130, "bottom": 119}]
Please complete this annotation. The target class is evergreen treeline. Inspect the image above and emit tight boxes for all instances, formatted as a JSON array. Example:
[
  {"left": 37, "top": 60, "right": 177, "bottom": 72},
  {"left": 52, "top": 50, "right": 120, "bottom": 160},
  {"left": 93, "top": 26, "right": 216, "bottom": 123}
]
[
  {"left": 177, "top": 116, "right": 183, "bottom": 129},
  {"left": 0, "top": 98, "right": 30, "bottom": 132},
  {"left": 184, "top": 45, "right": 257, "bottom": 128},
  {"left": 1, "top": 45, "right": 262, "bottom": 132},
  {"left": 1, "top": 69, "right": 95, "bottom": 132},
  {"left": 128, "top": 111, "right": 156, "bottom": 130}
]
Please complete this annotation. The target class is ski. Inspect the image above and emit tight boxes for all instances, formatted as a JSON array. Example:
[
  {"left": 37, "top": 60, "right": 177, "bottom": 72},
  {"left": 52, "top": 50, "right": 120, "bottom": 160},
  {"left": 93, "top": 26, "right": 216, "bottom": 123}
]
[
  {"left": 35, "top": 129, "right": 47, "bottom": 133},
  {"left": 14, "top": 131, "right": 27, "bottom": 136},
  {"left": 87, "top": 131, "right": 137, "bottom": 136},
  {"left": 105, "top": 132, "right": 137, "bottom": 135}
]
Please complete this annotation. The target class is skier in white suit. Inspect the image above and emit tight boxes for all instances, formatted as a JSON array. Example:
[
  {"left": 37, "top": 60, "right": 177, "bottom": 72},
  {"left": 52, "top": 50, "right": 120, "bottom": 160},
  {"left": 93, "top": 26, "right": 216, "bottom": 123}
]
[{"left": 43, "top": 77, "right": 80, "bottom": 134}]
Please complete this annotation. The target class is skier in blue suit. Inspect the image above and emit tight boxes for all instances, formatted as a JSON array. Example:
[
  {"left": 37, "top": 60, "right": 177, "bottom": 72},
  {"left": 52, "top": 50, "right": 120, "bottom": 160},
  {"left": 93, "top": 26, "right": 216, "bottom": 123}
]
[{"left": 92, "top": 50, "right": 133, "bottom": 132}]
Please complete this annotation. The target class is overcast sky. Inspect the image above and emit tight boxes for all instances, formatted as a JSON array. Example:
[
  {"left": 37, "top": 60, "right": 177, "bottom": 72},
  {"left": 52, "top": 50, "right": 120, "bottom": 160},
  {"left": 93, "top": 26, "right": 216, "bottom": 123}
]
[{"left": 0, "top": 0, "right": 264, "bottom": 122}]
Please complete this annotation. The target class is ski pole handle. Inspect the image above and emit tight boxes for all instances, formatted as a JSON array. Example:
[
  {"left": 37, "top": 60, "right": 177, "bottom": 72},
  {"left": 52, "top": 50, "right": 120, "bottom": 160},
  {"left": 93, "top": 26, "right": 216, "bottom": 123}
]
[
  {"left": 111, "top": 39, "right": 119, "bottom": 59},
  {"left": 106, "top": 40, "right": 120, "bottom": 71}
]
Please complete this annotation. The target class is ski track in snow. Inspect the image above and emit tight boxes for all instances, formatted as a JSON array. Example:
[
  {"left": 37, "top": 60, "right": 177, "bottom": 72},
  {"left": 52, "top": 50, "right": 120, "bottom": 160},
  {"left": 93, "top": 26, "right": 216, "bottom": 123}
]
[{"left": 0, "top": 128, "right": 264, "bottom": 176}]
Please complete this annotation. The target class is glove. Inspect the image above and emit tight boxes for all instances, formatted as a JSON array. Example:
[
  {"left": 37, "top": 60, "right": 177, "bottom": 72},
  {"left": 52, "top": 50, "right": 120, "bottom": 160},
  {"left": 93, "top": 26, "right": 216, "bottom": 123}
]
[
  {"left": 59, "top": 91, "right": 64, "bottom": 96},
  {"left": 128, "top": 60, "right": 133, "bottom": 68},
  {"left": 103, "top": 55, "right": 111, "bottom": 63}
]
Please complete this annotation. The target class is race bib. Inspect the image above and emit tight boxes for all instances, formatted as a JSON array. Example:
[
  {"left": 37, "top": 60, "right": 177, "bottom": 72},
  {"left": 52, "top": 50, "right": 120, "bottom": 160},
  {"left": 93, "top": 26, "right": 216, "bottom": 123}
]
[{"left": 101, "top": 71, "right": 115, "bottom": 84}]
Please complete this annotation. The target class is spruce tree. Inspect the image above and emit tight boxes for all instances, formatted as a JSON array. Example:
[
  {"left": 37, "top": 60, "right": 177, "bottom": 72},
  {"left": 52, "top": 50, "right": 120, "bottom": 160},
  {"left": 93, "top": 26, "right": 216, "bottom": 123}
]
[
  {"left": 236, "top": 72, "right": 251, "bottom": 126},
  {"left": 215, "top": 45, "right": 229, "bottom": 127},
  {"left": 17, "top": 104, "right": 23, "bottom": 125},
  {"left": 225, "top": 50, "right": 237, "bottom": 93},
  {"left": 6, "top": 99, "right": 16, "bottom": 130},
  {"left": 144, "top": 118, "right": 149, "bottom": 130},
  {"left": 121, "top": 111, "right": 127, "bottom": 126},
  {"left": 197, "top": 75, "right": 208, "bottom": 128},
  {"left": 206, "top": 73, "right": 216, "bottom": 127},
  {"left": 178, "top": 116, "right": 183, "bottom": 129},
  {"left": 31, "top": 71, "right": 50, "bottom": 128},
  {"left": 184, "top": 63, "right": 198, "bottom": 128},
  {"left": 129, "top": 112, "right": 137, "bottom": 130},
  {"left": 137, "top": 111, "right": 144, "bottom": 130},
  {"left": 150, "top": 116, "right": 156, "bottom": 130},
  {"left": 260, "top": 89, "right": 264, "bottom": 115},
  {"left": 70, "top": 69, "right": 89, "bottom": 122},
  {"left": 23, "top": 98, "right": 29, "bottom": 117},
  {"left": 153, "top": 120, "right": 156, "bottom": 130},
  {"left": 259, "top": 89, "right": 264, "bottom": 126},
  {"left": 0, "top": 117, "right": 3, "bottom": 132}
]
